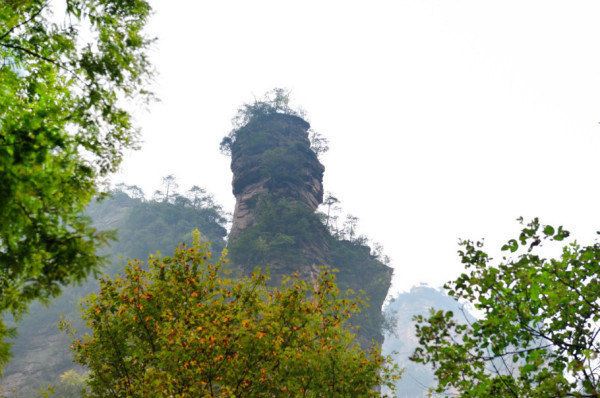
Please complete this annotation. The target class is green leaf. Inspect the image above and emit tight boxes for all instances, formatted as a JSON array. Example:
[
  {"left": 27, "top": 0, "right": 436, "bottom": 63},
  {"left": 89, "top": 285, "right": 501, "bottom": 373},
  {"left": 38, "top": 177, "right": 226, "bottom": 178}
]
[
  {"left": 501, "top": 239, "right": 518, "bottom": 253},
  {"left": 543, "top": 225, "right": 555, "bottom": 236},
  {"left": 530, "top": 283, "right": 540, "bottom": 300}
]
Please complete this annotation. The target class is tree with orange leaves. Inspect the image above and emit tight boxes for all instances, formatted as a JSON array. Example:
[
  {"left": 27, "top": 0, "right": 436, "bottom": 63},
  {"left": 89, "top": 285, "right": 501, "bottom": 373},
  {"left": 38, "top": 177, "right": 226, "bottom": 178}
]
[{"left": 66, "top": 230, "right": 400, "bottom": 397}]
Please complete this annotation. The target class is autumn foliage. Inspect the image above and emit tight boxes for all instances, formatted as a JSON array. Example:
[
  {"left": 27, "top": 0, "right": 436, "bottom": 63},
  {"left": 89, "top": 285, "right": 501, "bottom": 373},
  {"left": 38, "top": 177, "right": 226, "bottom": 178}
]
[{"left": 68, "top": 230, "right": 398, "bottom": 397}]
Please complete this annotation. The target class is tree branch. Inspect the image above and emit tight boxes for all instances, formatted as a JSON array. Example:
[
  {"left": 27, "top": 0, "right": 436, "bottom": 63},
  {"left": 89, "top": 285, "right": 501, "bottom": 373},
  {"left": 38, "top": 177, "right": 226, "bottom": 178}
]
[{"left": 0, "top": 2, "right": 49, "bottom": 42}]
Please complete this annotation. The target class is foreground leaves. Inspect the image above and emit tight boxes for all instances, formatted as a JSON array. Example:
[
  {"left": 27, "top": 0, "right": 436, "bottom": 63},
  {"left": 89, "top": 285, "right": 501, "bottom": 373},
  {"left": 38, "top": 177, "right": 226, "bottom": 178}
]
[
  {"left": 68, "top": 230, "right": 400, "bottom": 397},
  {"left": 0, "top": 0, "right": 152, "bottom": 368},
  {"left": 411, "top": 218, "right": 600, "bottom": 397}
]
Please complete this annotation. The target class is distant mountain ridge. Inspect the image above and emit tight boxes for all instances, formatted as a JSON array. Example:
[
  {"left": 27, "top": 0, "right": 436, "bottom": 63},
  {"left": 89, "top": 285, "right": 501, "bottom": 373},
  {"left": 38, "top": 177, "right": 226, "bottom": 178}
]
[{"left": 383, "top": 285, "right": 474, "bottom": 397}]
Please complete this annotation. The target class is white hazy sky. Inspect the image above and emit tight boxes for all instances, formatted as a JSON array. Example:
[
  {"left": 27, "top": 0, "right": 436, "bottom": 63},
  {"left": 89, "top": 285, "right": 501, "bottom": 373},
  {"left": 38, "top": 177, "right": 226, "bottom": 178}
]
[{"left": 116, "top": 0, "right": 600, "bottom": 295}]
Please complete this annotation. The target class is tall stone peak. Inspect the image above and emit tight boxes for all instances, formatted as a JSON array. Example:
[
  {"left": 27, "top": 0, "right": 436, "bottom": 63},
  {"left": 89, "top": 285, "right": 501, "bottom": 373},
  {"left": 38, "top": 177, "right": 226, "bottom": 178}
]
[
  {"left": 229, "top": 113, "right": 324, "bottom": 240},
  {"left": 226, "top": 111, "right": 392, "bottom": 347}
]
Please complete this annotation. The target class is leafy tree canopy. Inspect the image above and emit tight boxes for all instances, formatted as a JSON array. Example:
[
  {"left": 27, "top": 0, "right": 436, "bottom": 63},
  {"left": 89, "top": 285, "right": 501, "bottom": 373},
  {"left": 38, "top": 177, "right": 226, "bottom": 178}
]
[
  {"left": 411, "top": 218, "right": 600, "bottom": 397},
  {"left": 0, "top": 0, "right": 153, "bottom": 368},
  {"left": 67, "top": 231, "right": 400, "bottom": 397}
]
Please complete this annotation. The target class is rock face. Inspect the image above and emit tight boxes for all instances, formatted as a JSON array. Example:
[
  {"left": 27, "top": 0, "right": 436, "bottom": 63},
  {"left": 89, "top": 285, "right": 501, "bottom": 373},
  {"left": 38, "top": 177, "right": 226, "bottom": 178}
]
[
  {"left": 227, "top": 112, "right": 392, "bottom": 347},
  {"left": 229, "top": 113, "right": 324, "bottom": 241}
]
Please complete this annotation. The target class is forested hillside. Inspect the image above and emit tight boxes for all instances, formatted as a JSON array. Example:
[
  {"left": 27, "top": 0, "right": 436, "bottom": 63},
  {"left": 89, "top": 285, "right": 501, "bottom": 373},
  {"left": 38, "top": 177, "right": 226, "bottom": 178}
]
[{"left": 1, "top": 187, "right": 227, "bottom": 397}]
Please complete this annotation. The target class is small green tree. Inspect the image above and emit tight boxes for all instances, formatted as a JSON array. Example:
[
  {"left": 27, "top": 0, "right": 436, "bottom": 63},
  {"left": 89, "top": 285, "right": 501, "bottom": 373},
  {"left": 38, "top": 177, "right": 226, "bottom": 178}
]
[
  {"left": 322, "top": 193, "right": 339, "bottom": 229},
  {"left": 68, "top": 230, "right": 400, "bottom": 397},
  {"left": 160, "top": 174, "right": 178, "bottom": 202},
  {"left": 0, "top": 0, "right": 152, "bottom": 367},
  {"left": 309, "top": 130, "right": 329, "bottom": 158},
  {"left": 188, "top": 185, "right": 208, "bottom": 209},
  {"left": 411, "top": 218, "right": 600, "bottom": 397}
]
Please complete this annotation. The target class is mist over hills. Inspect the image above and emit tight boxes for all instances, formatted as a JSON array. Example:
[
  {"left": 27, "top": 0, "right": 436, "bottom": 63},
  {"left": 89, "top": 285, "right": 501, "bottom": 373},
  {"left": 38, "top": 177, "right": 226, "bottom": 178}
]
[{"left": 383, "top": 286, "right": 473, "bottom": 397}]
